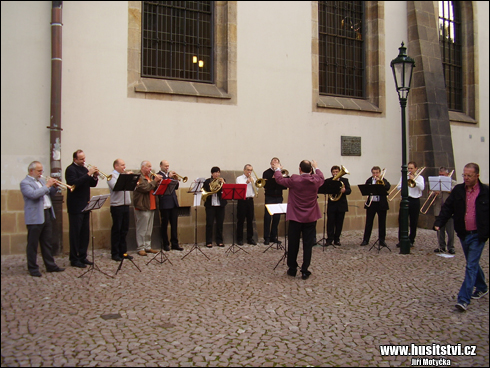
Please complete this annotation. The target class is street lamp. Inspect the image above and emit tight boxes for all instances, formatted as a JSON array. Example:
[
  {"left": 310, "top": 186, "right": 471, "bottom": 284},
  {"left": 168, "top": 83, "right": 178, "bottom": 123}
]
[{"left": 390, "top": 42, "right": 415, "bottom": 255}]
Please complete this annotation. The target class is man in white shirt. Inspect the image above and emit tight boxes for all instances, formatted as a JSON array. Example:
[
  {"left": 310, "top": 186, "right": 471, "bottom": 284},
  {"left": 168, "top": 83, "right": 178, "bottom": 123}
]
[
  {"left": 396, "top": 161, "right": 425, "bottom": 248},
  {"left": 236, "top": 164, "right": 257, "bottom": 245}
]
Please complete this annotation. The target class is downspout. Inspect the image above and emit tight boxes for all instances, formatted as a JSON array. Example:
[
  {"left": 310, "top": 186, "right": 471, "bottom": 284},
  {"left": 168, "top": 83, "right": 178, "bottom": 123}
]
[{"left": 48, "top": 1, "right": 63, "bottom": 255}]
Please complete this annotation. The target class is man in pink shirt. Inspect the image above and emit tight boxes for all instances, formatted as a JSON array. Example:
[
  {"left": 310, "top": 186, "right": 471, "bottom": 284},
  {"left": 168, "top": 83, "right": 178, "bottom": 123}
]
[
  {"left": 274, "top": 160, "right": 324, "bottom": 280},
  {"left": 434, "top": 163, "right": 489, "bottom": 312}
]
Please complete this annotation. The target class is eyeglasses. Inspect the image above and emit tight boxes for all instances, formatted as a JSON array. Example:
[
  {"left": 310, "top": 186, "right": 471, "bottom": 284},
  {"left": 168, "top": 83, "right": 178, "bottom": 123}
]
[{"left": 462, "top": 174, "right": 476, "bottom": 178}]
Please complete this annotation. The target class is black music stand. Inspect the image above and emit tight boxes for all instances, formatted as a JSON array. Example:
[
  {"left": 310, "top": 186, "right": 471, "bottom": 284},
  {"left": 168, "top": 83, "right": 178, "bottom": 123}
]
[
  {"left": 358, "top": 184, "right": 390, "bottom": 253},
  {"left": 115, "top": 253, "right": 141, "bottom": 275},
  {"left": 263, "top": 203, "right": 286, "bottom": 253},
  {"left": 267, "top": 204, "right": 288, "bottom": 270},
  {"left": 78, "top": 194, "right": 114, "bottom": 280},
  {"left": 316, "top": 179, "right": 342, "bottom": 250},
  {"left": 182, "top": 178, "right": 209, "bottom": 260},
  {"left": 222, "top": 184, "right": 249, "bottom": 255},
  {"left": 146, "top": 180, "right": 177, "bottom": 266},
  {"left": 112, "top": 173, "right": 141, "bottom": 274}
]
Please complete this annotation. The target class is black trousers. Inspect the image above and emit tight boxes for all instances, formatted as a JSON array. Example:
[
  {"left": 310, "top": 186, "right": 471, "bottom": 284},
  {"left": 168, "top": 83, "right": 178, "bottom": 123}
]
[
  {"left": 205, "top": 206, "right": 225, "bottom": 245},
  {"left": 26, "top": 209, "right": 57, "bottom": 273},
  {"left": 398, "top": 197, "right": 420, "bottom": 243},
  {"left": 160, "top": 207, "right": 179, "bottom": 247},
  {"left": 362, "top": 202, "right": 387, "bottom": 243},
  {"left": 264, "top": 196, "right": 282, "bottom": 241},
  {"left": 110, "top": 205, "right": 130, "bottom": 258},
  {"left": 237, "top": 198, "right": 254, "bottom": 242},
  {"left": 287, "top": 220, "right": 317, "bottom": 272},
  {"left": 326, "top": 208, "right": 346, "bottom": 242},
  {"left": 69, "top": 212, "right": 90, "bottom": 264}
]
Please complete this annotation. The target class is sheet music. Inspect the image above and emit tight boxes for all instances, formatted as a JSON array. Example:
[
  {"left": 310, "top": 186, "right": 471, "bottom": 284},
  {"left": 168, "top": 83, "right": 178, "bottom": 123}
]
[
  {"left": 194, "top": 192, "right": 202, "bottom": 206},
  {"left": 428, "top": 176, "right": 452, "bottom": 192},
  {"left": 266, "top": 203, "right": 287, "bottom": 215}
]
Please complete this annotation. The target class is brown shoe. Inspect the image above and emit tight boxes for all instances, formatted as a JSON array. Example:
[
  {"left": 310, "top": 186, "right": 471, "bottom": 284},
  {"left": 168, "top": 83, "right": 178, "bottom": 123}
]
[
  {"left": 146, "top": 249, "right": 159, "bottom": 254},
  {"left": 137, "top": 250, "right": 147, "bottom": 256}
]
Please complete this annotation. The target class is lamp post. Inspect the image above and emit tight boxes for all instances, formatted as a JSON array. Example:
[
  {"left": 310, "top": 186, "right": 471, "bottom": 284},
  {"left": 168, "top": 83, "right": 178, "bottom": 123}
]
[{"left": 390, "top": 42, "right": 415, "bottom": 255}]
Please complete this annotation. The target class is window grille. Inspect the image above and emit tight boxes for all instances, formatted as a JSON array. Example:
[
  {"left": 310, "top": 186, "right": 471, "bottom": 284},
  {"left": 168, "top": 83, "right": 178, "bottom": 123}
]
[
  {"left": 142, "top": 1, "right": 214, "bottom": 83},
  {"left": 318, "top": 1, "right": 364, "bottom": 98},
  {"left": 439, "top": 1, "right": 462, "bottom": 112}
]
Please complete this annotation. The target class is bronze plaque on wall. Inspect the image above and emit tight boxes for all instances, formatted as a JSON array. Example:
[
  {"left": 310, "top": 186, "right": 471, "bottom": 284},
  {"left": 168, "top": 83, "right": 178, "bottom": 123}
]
[{"left": 341, "top": 136, "right": 361, "bottom": 156}]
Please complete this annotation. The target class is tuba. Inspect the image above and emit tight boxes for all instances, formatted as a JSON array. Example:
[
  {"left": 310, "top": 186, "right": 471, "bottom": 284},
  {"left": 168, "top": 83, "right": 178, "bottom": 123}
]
[
  {"left": 328, "top": 165, "right": 349, "bottom": 202},
  {"left": 201, "top": 178, "right": 224, "bottom": 201}
]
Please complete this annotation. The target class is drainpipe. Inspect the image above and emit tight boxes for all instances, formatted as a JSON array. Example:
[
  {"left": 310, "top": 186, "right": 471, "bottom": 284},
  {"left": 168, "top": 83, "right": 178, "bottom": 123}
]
[{"left": 48, "top": 1, "right": 63, "bottom": 255}]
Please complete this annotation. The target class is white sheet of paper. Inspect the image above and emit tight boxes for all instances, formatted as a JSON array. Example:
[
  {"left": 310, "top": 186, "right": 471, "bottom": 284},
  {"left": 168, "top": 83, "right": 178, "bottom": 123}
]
[
  {"left": 436, "top": 253, "right": 455, "bottom": 258},
  {"left": 266, "top": 203, "right": 287, "bottom": 215}
]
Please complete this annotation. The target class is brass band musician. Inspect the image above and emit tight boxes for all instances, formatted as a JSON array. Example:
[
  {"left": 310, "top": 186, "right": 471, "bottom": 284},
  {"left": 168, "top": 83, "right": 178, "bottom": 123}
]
[
  {"left": 326, "top": 165, "right": 351, "bottom": 246},
  {"left": 236, "top": 164, "right": 257, "bottom": 246},
  {"left": 360, "top": 166, "right": 391, "bottom": 247},
  {"left": 203, "top": 167, "right": 227, "bottom": 248}
]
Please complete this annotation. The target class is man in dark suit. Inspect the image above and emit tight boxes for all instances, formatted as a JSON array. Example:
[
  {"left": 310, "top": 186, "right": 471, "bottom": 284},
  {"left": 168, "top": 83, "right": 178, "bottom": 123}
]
[
  {"left": 274, "top": 160, "right": 324, "bottom": 280},
  {"left": 326, "top": 165, "right": 351, "bottom": 246},
  {"left": 360, "top": 166, "right": 391, "bottom": 247},
  {"left": 65, "top": 149, "right": 98, "bottom": 268},
  {"left": 157, "top": 160, "right": 183, "bottom": 251},
  {"left": 262, "top": 157, "right": 286, "bottom": 245},
  {"left": 203, "top": 166, "right": 227, "bottom": 248},
  {"left": 20, "top": 161, "right": 65, "bottom": 277}
]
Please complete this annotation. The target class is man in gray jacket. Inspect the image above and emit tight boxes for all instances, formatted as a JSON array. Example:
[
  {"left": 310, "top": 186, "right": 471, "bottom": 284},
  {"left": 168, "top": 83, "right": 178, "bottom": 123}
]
[{"left": 20, "top": 161, "right": 65, "bottom": 277}]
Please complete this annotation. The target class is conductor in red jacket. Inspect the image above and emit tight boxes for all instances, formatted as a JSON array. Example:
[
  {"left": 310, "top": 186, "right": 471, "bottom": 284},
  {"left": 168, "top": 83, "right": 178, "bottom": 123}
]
[{"left": 274, "top": 159, "right": 324, "bottom": 280}]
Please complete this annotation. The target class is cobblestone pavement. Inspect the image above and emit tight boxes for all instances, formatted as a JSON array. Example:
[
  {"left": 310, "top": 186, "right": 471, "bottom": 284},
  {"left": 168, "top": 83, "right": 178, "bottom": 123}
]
[{"left": 1, "top": 228, "right": 489, "bottom": 367}]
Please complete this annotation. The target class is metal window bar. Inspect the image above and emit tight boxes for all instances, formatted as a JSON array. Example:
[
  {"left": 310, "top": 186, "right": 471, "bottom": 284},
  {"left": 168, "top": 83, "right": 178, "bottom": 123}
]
[
  {"left": 142, "top": 1, "right": 214, "bottom": 83},
  {"left": 439, "top": 1, "right": 462, "bottom": 111},
  {"left": 318, "top": 1, "right": 364, "bottom": 98}
]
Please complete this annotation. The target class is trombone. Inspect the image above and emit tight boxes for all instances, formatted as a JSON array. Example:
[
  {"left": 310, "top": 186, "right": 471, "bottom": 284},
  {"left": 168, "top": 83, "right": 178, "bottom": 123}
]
[
  {"left": 408, "top": 166, "right": 426, "bottom": 188},
  {"left": 420, "top": 169, "right": 454, "bottom": 214},
  {"left": 252, "top": 169, "right": 266, "bottom": 188},
  {"left": 85, "top": 164, "right": 112, "bottom": 181},
  {"left": 388, "top": 179, "right": 401, "bottom": 202},
  {"left": 420, "top": 191, "right": 439, "bottom": 214},
  {"left": 365, "top": 168, "right": 386, "bottom": 207},
  {"left": 41, "top": 175, "right": 75, "bottom": 192}
]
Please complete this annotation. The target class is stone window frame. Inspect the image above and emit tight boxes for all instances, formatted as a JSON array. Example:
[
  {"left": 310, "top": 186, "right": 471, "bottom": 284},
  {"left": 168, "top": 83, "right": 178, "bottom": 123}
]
[
  {"left": 312, "top": 1, "right": 384, "bottom": 115},
  {"left": 442, "top": 1, "right": 477, "bottom": 124},
  {"left": 128, "top": 1, "right": 237, "bottom": 104}
]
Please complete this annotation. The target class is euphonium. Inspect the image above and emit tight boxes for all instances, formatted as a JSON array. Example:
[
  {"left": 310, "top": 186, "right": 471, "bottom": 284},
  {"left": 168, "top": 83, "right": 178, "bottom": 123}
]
[
  {"left": 201, "top": 178, "right": 223, "bottom": 201},
  {"left": 329, "top": 165, "right": 349, "bottom": 202}
]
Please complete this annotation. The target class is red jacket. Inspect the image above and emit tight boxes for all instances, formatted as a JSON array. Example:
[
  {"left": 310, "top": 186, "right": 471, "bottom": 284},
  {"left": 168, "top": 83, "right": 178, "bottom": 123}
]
[{"left": 275, "top": 169, "right": 324, "bottom": 223}]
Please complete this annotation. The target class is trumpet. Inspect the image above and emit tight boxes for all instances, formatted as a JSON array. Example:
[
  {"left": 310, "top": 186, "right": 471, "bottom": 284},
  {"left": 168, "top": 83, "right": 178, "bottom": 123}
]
[
  {"left": 202, "top": 178, "right": 224, "bottom": 201},
  {"left": 365, "top": 168, "right": 386, "bottom": 207},
  {"left": 408, "top": 166, "right": 425, "bottom": 188},
  {"left": 85, "top": 164, "right": 112, "bottom": 181},
  {"left": 329, "top": 165, "right": 349, "bottom": 202},
  {"left": 41, "top": 175, "right": 75, "bottom": 192},
  {"left": 172, "top": 173, "right": 188, "bottom": 183}
]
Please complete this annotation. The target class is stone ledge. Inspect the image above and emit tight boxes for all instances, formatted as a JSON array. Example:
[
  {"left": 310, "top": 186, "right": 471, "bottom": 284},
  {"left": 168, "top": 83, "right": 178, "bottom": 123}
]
[
  {"left": 449, "top": 110, "right": 477, "bottom": 124},
  {"left": 135, "top": 78, "right": 231, "bottom": 99},
  {"left": 317, "top": 95, "right": 382, "bottom": 113}
]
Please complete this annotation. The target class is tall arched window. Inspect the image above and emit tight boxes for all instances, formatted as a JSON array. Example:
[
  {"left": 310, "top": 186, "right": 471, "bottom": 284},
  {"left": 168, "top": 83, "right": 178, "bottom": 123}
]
[
  {"left": 439, "top": 1, "right": 462, "bottom": 111},
  {"left": 318, "top": 1, "right": 364, "bottom": 98}
]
